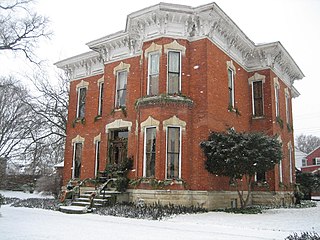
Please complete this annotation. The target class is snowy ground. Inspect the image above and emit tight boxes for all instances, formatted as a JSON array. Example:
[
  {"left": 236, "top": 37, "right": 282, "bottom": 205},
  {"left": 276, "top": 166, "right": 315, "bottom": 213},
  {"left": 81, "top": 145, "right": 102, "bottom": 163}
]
[{"left": 0, "top": 191, "right": 319, "bottom": 240}]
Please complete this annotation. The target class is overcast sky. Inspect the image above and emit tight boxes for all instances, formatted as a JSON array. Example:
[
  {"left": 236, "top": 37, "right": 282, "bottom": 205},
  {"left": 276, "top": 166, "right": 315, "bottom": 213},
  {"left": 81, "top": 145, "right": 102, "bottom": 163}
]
[{"left": 2, "top": 0, "right": 320, "bottom": 137}]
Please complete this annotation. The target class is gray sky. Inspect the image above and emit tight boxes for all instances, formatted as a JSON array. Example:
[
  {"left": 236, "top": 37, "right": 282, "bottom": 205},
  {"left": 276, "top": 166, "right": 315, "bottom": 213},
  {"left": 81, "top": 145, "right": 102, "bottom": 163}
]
[{"left": 2, "top": 0, "right": 320, "bottom": 137}]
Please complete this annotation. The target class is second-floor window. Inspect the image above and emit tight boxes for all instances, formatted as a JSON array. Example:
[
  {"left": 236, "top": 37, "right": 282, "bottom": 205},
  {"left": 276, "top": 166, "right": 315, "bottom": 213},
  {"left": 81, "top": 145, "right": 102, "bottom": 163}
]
[
  {"left": 115, "top": 71, "right": 127, "bottom": 108},
  {"left": 167, "top": 51, "right": 181, "bottom": 94},
  {"left": 98, "top": 82, "right": 104, "bottom": 116},
  {"left": 228, "top": 68, "right": 235, "bottom": 108},
  {"left": 77, "top": 87, "right": 86, "bottom": 119},
  {"left": 275, "top": 85, "right": 280, "bottom": 117},
  {"left": 252, "top": 81, "right": 264, "bottom": 117},
  {"left": 285, "top": 94, "right": 291, "bottom": 124},
  {"left": 148, "top": 52, "right": 159, "bottom": 95}
]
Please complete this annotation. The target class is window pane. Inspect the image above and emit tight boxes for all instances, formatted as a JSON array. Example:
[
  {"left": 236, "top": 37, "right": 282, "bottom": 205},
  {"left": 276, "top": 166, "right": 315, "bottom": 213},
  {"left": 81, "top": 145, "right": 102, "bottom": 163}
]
[
  {"left": 74, "top": 143, "right": 82, "bottom": 178},
  {"left": 117, "top": 71, "right": 127, "bottom": 90},
  {"left": 149, "top": 75, "right": 159, "bottom": 95},
  {"left": 116, "top": 71, "right": 127, "bottom": 107},
  {"left": 78, "top": 88, "right": 86, "bottom": 118},
  {"left": 275, "top": 87, "right": 280, "bottom": 117},
  {"left": 145, "top": 127, "right": 156, "bottom": 177},
  {"left": 168, "top": 73, "right": 179, "bottom": 94},
  {"left": 167, "top": 127, "right": 180, "bottom": 179},
  {"left": 98, "top": 83, "right": 104, "bottom": 115},
  {"left": 253, "top": 81, "right": 263, "bottom": 116},
  {"left": 228, "top": 69, "right": 234, "bottom": 107},
  {"left": 95, "top": 141, "right": 100, "bottom": 177},
  {"left": 150, "top": 54, "right": 159, "bottom": 74},
  {"left": 168, "top": 52, "right": 180, "bottom": 73},
  {"left": 256, "top": 171, "right": 266, "bottom": 182}
]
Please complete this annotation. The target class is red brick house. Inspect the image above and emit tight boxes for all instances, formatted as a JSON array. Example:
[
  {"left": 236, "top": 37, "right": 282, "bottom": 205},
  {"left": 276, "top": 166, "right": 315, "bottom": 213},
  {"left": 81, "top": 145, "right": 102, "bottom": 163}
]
[
  {"left": 55, "top": 2, "right": 304, "bottom": 209},
  {"left": 301, "top": 146, "right": 320, "bottom": 173}
]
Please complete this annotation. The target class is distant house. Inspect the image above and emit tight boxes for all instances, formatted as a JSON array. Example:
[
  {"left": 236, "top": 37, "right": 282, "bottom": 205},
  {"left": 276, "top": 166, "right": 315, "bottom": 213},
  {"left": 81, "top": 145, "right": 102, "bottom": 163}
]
[
  {"left": 301, "top": 146, "right": 320, "bottom": 174},
  {"left": 55, "top": 2, "right": 304, "bottom": 209},
  {"left": 295, "top": 148, "right": 307, "bottom": 170}
]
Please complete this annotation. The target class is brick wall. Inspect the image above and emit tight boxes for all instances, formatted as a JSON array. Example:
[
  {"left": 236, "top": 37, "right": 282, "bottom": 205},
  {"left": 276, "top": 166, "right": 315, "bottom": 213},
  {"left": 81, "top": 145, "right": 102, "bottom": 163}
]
[{"left": 63, "top": 37, "right": 295, "bottom": 194}]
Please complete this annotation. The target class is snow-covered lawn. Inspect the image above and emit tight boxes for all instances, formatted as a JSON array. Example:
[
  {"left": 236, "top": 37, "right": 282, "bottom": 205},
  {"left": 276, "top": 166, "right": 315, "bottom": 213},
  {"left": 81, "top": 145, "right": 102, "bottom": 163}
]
[{"left": 0, "top": 191, "right": 319, "bottom": 240}]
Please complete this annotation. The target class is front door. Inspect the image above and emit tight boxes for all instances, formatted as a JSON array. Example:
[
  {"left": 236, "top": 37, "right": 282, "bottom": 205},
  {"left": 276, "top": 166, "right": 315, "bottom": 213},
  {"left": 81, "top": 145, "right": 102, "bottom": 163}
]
[{"left": 109, "top": 129, "right": 128, "bottom": 165}]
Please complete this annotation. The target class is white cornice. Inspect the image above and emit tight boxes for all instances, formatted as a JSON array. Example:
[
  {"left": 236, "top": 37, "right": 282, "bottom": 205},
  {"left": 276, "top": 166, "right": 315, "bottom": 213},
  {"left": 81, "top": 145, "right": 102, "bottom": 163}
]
[
  {"left": 54, "top": 51, "right": 104, "bottom": 81},
  {"left": 55, "top": 2, "right": 304, "bottom": 86}
]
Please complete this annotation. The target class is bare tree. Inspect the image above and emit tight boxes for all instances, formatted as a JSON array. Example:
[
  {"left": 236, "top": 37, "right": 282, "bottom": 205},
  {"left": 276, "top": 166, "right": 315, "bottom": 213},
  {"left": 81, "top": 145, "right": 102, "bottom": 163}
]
[
  {"left": 0, "top": 0, "right": 51, "bottom": 63},
  {"left": 296, "top": 134, "right": 320, "bottom": 154},
  {"left": 0, "top": 77, "right": 33, "bottom": 159},
  {"left": 21, "top": 71, "right": 69, "bottom": 172}
]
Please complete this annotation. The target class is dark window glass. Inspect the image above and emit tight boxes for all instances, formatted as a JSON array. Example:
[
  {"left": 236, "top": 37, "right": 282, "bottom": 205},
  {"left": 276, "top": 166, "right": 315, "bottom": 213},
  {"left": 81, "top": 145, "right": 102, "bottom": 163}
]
[
  {"left": 77, "top": 88, "right": 86, "bottom": 118},
  {"left": 253, "top": 81, "right": 263, "bottom": 116},
  {"left": 74, "top": 143, "right": 82, "bottom": 178},
  {"left": 167, "top": 127, "right": 180, "bottom": 179},
  {"left": 145, "top": 127, "right": 156, "bottom": 177}
]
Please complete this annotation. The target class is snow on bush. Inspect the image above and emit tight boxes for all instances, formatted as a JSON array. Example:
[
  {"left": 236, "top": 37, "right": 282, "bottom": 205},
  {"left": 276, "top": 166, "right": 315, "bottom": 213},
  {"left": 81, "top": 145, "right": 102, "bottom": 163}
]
[
  {"left": 95, "top": 203, "right": 207, "bottom": 220},
  {"left": 285, "top": 232, "right": 320, "bottom": 240}
]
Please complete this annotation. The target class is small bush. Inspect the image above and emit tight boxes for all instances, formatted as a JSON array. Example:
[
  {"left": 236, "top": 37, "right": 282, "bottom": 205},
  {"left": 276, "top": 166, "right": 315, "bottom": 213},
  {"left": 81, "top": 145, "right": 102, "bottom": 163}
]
[
  {"left": 10, "top": 198, "right": 61, "bottom": 211},
  {"left": 35, "top": 173, "right": 61, "bottom": 198},
  {"left": 95, "top": 203, "right": 207, "bottom": 220},
  {"left": 285, "top": 232, "right": 320, "bottom": 240},
  {"left": 223, "top": 207, "right": 263, "bottom": 214}
]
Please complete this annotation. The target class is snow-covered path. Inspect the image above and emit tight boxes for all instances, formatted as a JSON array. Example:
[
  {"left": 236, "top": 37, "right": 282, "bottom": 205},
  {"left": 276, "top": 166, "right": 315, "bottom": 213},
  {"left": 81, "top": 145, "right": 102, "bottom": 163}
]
[{"left": 0, "top": 191, "right": 319, "bottom": 240}]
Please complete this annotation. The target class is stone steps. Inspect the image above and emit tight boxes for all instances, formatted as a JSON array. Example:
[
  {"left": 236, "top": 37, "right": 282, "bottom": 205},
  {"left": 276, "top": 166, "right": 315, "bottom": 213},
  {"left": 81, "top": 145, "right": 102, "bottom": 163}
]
[{"left": 59, "top": 187, "right": 120, "bottom": 214}]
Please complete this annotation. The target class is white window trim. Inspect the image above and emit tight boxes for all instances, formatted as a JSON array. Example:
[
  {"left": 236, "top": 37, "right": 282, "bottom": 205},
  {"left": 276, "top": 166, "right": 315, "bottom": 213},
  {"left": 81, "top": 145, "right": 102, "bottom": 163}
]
[
  {"left": 251, "top": 80, "right": 264, "bottom": 116},
  {"left": 167, "top": 50, "right": 182, "bottom": 94},
  {"left": 147, "top": 52, "right": 159, "bottom": 95},
  {"left": 315, "top": 157, "right": 320, "bottom": 166},
  {"left": 165, "top": 125, "right": 182, "bottom": 179},
  {"left": 143, "top": 126, "right": 156, "bottom": 177},
  {"left": 115, "top": 70, "right": 127, "bottom": 108}
]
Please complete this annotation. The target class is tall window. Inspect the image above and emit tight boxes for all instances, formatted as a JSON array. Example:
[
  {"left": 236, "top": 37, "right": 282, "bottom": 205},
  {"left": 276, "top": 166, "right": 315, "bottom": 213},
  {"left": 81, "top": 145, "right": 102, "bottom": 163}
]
[
  {"left": 77, "top": 87, "right": 86, "bottom": 118},
  {"left": 288, "top": 145, "right": 293, "bottom": 183},
  {"left": 148, "top": 53, "right": 159, "bottom": 95},
  {"left": 228, "top": 68, "right": 235, "bottom": 108},
  {"left": 95, "top": 140, "right": 101, "bottom": 177},
  {"left": 98, "top": 82, "right": 104, "bottom": 116},
  {"left": 166, "top": 127, "right": 181, "bottom": 179},
  {"left": 256, "top": 171, "right": 266, "bottom": 182},
  {"left": 279, "top": 159, "right": 283, "bottom": 183},
  {"left": 168, "top": 51, "right": 180, "bottom": 94},
  {"left": 252, "top": 81, "right": 264, "bottom": 116},
  {"left": 115, "top": 71, "right": 127, "bottom": 108},
  {"left": 285, "top": 94, "right": 291, "bottom": 124},
  {"left": 73, "top": 143, "right": 82, "bottom": 178},
  {"left": 144, "top": 127, "right": 156, "bottom": 177},
  {"left": 275, "top": 85, "right": 280, "bottom": 117}
]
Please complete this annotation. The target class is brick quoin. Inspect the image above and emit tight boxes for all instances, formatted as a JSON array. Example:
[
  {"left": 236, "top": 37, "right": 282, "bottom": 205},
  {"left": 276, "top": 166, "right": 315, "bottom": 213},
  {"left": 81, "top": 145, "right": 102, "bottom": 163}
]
[{"left": 56, "top": 2, "right": 304, "bottom": 208}]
